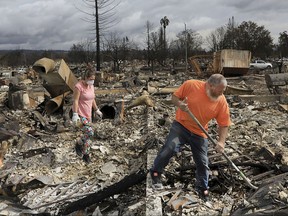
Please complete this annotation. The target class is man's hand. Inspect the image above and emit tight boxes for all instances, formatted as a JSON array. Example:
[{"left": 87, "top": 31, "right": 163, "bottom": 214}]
[
  {"left": 178, "top": 98, "right": 189, "bottom": 112},
  {"left": 72, "top": 113, "right": 80, "bottom": 124},
  {"left": 215, "top": 142, "right": 225, "bottom": 153},
  {"left": 95, "top": 109, "right": 103, "bottom": 118}
]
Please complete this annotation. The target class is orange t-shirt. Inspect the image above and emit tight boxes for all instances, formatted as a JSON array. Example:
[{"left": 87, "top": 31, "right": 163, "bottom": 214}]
[{"left": 174, "top": 79, "right": 231, "bottom": 138}]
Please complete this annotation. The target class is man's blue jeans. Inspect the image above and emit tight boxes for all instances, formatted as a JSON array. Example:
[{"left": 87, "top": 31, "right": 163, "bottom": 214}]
[{"left": 151, "top": 121, "right": 209, "bottom": 190}]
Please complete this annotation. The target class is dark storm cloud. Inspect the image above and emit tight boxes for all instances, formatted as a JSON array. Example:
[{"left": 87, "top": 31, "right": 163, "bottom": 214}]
[
  {"left": 0, "top": 0, "right": 91, "bottom": 50},
  {"left": 0, "top": 0, "right": 287, "bottom": 50},
  {"left": 222, "top": 0, "right": 288, "bottom": 12}
]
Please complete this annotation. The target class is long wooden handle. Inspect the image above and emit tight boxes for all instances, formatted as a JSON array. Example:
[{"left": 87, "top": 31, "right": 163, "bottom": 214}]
[{"left": 187, "top": 110, "right": 258, "bottom": 190}]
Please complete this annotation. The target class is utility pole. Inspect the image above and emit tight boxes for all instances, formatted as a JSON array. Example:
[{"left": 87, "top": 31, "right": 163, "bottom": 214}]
[
  {"left": 95, "top": 0, "right": 100, "bottom": 71},
  {"left": 184, "top": 23, "right": 188, "bottom": 72}
]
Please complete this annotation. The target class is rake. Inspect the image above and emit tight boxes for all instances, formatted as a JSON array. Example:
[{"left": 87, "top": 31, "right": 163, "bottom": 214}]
[{"left": 187, "top": 109, "right": 258, "bottom": 190}]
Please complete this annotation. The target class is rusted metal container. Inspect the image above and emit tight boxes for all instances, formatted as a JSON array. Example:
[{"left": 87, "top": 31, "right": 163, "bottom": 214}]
[
  {"left": 32, "top": 58, "right": 78, "bottom": 98},
  {"left": 32, "top": 58, "right": 78, "bottom": 114},
  {"left": 213, "top": 49, "right": 251, "bottom": 76}
]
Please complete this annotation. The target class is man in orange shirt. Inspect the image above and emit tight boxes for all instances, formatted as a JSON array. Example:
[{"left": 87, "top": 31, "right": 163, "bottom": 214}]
[{"left": 150, "top": 74, "right": 231, "bottom": 201}]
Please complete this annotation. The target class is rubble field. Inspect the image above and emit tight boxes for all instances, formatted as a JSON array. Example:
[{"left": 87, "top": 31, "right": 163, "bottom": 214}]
[{"left": 0, "top": 61, "right": 288, "bottom": 216}]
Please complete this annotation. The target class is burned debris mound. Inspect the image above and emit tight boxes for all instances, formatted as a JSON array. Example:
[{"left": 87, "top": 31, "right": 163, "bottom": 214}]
[{"left": 0, "top": 58, "right": 288, "bottom": 215}]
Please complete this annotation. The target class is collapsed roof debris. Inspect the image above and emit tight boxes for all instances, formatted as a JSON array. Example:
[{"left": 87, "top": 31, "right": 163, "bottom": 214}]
[{"left": 0, "top": 58, "right": 288, "bottom": 215}]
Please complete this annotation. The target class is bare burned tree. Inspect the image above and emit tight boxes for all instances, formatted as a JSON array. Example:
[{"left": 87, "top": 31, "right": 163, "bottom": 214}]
[
  {"left": 68, "top": 39, "right": 95, "bottom": 63},
  {"left": 103, "top": 32, "right": 133, "bottom": 72},
  {"left": 206, "top": 16, "right": 237, "bottom": 52},
  {"left": 77, "top": 0, "right": 119, "bottom": 71},
  {"left": 170, "top": 28, "right": 203, "bottom": 61},
  {"left": 145, "top": 21, "right": 154, "bottom": 67},
  {"left": 206, "top": 26, "right": 227, "bottom": 52}
]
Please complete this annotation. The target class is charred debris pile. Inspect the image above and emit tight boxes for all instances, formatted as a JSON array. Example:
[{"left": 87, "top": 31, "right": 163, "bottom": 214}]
[{"left": 0, "top": 58, "right": 288, "bottom": 215}]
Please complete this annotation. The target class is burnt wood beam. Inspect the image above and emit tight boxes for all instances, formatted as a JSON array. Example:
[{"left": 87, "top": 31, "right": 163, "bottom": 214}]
[{"left": 59, "top": 169, "right": 147, "bottom": 215}]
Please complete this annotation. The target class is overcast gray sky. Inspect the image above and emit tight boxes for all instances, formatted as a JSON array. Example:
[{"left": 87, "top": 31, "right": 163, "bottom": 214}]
[{"left": 0, "top": 0, "right": 287, "bottom": 50}]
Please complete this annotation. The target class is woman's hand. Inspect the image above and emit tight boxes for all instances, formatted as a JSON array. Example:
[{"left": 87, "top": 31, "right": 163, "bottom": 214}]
[
  {"left": 95, "top": 109, "right": 103, "bottom": 118},
  {"left": 72, "top": 113, "right": 80, "bottom": 124}
]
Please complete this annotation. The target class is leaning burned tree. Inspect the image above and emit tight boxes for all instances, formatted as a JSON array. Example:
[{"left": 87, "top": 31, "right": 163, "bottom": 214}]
[{"left": 78, "top": 0, "right": 119, "bottom": 71}]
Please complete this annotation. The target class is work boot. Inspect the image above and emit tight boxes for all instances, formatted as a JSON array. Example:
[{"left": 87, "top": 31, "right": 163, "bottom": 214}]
[
  {"left": 196, "top": 187, "right": 209, "bottom": 202},
  {"left": 82, "top": 154, "right": 91, "bottom": 164},
  {"left": 75, "top": 143, "right": 83, "bottom": 157},
  {"left": 150, "top": 170, "right": 163, "bottom": 190}
]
